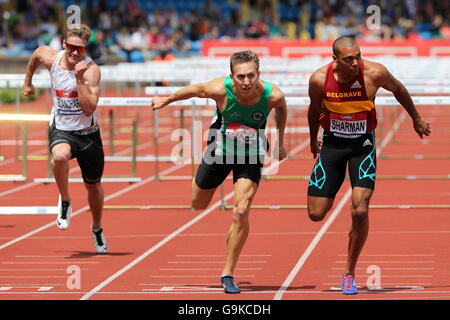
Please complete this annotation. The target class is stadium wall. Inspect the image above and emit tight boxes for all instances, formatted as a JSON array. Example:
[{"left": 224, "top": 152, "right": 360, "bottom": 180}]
[{"left": 201, "top": 39, "right": 450, "bottom": 57}]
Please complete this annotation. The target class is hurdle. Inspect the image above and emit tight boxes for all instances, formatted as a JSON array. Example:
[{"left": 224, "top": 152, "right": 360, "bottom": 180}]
[
  {"left": 0, "top": 111, "right": 142, "bottom": 183},
  {"left": 101, "top": 196, "right": 450, "bottom": 212},
  {"left": 262, "top": 174, "right": 450, "bottom": 181},
  {"left": 0, "top": 194, "right": 59, "bottom": 215},
  {"left": 31, "top": 97, "right": 154, "bottom": 183},
  {"left": 219, "top": 204, "right": 450, "bottom": 210},
  {"left": 32, "top": 119, "right": 142, "bottom": 183},
  {"left": 290, "top": 154, "right": 450, "bottom": 160},
  {"left": 0, "top": 113, "right": 51, "bottom": 181},
  {"left": 0, "top": 206, "right": 59, "bottom": 214},
  {"left": 97, "top": 97, "right": 184, "bottom": 171},
  {"left": 103, "top": 204, "right": 192, "bottom": 210}
]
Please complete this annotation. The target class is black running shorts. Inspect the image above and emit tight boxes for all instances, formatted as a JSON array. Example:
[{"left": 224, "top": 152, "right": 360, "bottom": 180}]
[
  {"left": 49, "top": 125, "right": 105, "bottom": 184},
  {"left": 195, "top": 155, "right": 264, "bottom": 189},
  {"left": 307, "top": 131, "right": 376, "bottom": 198}
]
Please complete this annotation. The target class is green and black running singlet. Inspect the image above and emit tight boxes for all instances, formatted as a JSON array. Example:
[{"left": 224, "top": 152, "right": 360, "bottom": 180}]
[{"left": 208, "top": 76, "right": 271, "bottom": 157}]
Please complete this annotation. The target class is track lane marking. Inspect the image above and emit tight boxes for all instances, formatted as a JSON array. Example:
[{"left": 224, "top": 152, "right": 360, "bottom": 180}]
[
  {"left": 80, "top": 140, "right": 310, "bottom": 300},
  {"left": 273, "top": 110, "right": 408, "bottom": 300}
]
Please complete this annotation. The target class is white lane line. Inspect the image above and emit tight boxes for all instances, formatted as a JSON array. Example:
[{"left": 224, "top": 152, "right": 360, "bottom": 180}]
[
  {"left": 148, "top": 275, "right": 256, "bottom": 278},
  {"left": 0, "top": 268, "right": 89, "bottom": 271},
  {"left": 139, "top": 283, "right": 218, "bottom": 286},
  {"left": 0, "top": 283, "right": 65, "bottom": 286},
  {"left": 327, "top": 274, "right": 433, "bottom": 278},
  {"left": 337, "top": 254, "right": 435, "bottom": 257},
  {"left": 330, "top": 267, "right": 434, "bottom": 270},
  {"left": 167, "top": 261, "right": 267, "bottom": 264},
  {"left": 79, "top": 192, "right": 233, "bottom": 300},
  {"left": 80, "top": 140, "right": 310, "bottom": 300},
  {"left": 0, "top": 164, "right": 184, "bottom": 251},
  {"left": 4, "top": 290, "right": 450, "bottom": 296},
  {"left": 334, "top": 260, "right": 434, "bottom": 264},
  {"left": 0, "top": 276, "right": 67, "bottom": 278},
  {"left": 273, "top": 188, "right": 352, "bottom": 300},
  {"left": 175, "top": 254, "right": 272, "bottom": 257},
  {"left": 159, "top": 268, "right": 262, "bottom": 271},
  {"left": 2, "top": 261, "right": 99, "bottom": 264},
  {"left": 273, "top": 110, "right": 408, "bottom": 300}
]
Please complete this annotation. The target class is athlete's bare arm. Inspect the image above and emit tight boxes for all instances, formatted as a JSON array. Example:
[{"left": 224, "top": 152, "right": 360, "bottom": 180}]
[
  {"left": 307, "top": 66, "right": 327, "bottom": 158},
  {"left": 151, "top": 77, "right": 226, "bottom": 111},
  {"left": 22, "top": 46, "right": 58, "bottom": 97},
  {"left": 76, "top": 61, "right": 101, "bottom": 117},
  {"left": 364, "top": 60, "right": 431, "bottom": 139},
  {"left": 269, "top": 84, "right": 288, "bottom": 160}
]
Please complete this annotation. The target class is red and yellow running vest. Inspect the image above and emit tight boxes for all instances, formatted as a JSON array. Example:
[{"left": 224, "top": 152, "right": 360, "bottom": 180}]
[{"left": 320, "top": 59, "right": 377, "bottom": 138}]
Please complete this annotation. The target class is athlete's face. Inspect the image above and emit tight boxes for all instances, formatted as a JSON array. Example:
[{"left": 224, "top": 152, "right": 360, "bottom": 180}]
[
  {"left": 63, "top": 36, "right": 87, "bottom": 65},
  {"left": 334, "top": 44, "right": 361, "bottom": 76},
  {"left": 230, "top": 62, "right": 260, "bottom": 96}
]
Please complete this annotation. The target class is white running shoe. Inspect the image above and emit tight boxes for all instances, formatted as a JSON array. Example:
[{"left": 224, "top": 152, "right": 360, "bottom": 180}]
[
  {"left": 91, "top": 226, "right": 108, "bottom": 254},
  {"left": 56, "top": 200, "right": 72, "bottom": 230}
]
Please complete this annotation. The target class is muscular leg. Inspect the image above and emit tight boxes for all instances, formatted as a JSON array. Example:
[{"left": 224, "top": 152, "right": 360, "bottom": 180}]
[
  {"left": 222, "top": 178, "right": 258, "bottom": 276},
  {"left": 84, "top": 182, "right": 104, "bottom": 230},
  {"left": 307, "top": 195, "right": 334, "bottom": 222},
  {"left": 344, "top": 186, "right": 373, "bottom": 276},
  {"left": 191, "top": 178, "right": 217, "bottom": 210},
  {"left": 51, "top": 143, "right": 72, "bottom": 202}
]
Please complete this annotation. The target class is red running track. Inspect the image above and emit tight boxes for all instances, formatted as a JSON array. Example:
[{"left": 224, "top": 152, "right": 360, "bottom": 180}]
[{"left": 0, "top": 98, "right": 449, "bottom": 302}]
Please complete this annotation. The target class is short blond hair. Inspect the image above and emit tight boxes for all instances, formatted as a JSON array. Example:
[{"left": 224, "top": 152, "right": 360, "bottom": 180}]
[
  {"left": 230, "top": 51, "right": 260, "bottom": 73},
  {"left": 65, "top": 24, "right": 92, "bottom": 42}
]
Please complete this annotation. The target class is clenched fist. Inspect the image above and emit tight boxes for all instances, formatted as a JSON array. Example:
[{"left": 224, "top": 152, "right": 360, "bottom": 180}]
[
  {"left": 22, "top": 82, "right": 35, "bottom": 97},
  {"left": 74, "top": 60, "right": 88, "bottom": 81}
]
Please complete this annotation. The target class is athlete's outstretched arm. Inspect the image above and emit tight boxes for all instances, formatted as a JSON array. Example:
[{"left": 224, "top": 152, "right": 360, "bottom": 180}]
[
  {"left": 151, "top": 77, "right": 225, "bottom": 110},
  {"left": 308, "top": 70, "right": 325, "bottom": 158},
  {"left": 377, "top": 64, "right": 431, "bottom": 139}
]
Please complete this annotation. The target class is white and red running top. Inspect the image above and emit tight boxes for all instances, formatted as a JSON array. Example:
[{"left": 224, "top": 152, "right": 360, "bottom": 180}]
[{"left": 49, "top": 50, "right": 100, "bottom": 130}]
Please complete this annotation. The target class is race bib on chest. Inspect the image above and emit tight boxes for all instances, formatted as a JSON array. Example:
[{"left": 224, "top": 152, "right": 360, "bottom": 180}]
[
  {"left": 225, "top": 122, "right": 258, "bottom": 145},
  {"left": 330, "top": 112, "right": 367, "bottom": 136},
  {"left": 55, "top": 89, "right": 82, "bottom": 115}
]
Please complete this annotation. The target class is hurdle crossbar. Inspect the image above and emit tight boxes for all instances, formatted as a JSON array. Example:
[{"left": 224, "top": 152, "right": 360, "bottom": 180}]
[
  {"left": 146, "top": 85, "right": 450, "bottom": 97},
  {"left": 102, "top": 204, "right": 450, "bottom": 211},
  {"left": 98, "top": 96, "right": 450, "bottom": 108},
  {"left": 104, "top": 205, "right": 192, "bottom": 210},
  {"left": 379, "top": 154, "right": 450, "bottom": 160},
  {"left": 0, "top": 206, "right": 59, "bottom": 215},
  {"left": 33, "top": 177, "right": 142, "bottom": 183},
  {"left": 221, "top": 204, "right": 450, "bottom": 210},
  {"left": 288, "top": 154, "right": 450, "bottom": 160}
]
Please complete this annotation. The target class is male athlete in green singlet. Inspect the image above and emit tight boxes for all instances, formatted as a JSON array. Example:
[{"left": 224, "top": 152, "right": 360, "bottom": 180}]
[{"left": 151, "top": 51, "right": 288, "bottom": 294}]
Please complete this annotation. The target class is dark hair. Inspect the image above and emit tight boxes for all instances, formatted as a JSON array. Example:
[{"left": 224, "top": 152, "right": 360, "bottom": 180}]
[
  {"left": 229, "top": 50, "right": 260, "bottom": 73},
  {"left": 332, "top": 35, "right": 357, "bottom": 56}
]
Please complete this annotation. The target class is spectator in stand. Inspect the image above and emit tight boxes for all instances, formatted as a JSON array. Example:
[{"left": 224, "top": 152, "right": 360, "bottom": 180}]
[
  {"left": 130, "top": 26, "right": 150, "bottom": 62},
  {"left": 115, "top": 26, "right": 147, "bottom": 63},
  {"left": 1, "top": 0, "right": 449, "bottom": 59}
]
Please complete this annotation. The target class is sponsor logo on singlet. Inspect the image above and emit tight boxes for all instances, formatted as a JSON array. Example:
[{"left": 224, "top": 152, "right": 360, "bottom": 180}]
[
  {"left": 330, "top": 112, "right": 367, "bottom": 136},
  {"left": 225, "top": 122, "right": 258, "bottom": 145},
  {"left": 326, "top": 91, "right": 362, "bottom": 98},
  {"left": 251, "top": 111, "right": 264, "bottom": 121},
  {"left": 55, "top": 89, "right": 82, "bottom": 115}
]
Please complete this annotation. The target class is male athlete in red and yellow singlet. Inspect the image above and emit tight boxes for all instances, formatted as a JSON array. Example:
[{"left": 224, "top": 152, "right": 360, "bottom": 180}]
[{"left": 307, "top": 36, "right": 431, "bottom": 295}]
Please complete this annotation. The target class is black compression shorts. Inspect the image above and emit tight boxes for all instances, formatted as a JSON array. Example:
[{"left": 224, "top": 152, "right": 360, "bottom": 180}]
[
  {"left": 307, "top": 131, "right": 376, "bottom": 198},
  {"left": 195, "top": 155, "right": 264, "bottom": 189},
  {"left": 49, "top": 124, "right": 105, "bottom": 184}
]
